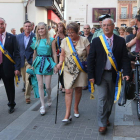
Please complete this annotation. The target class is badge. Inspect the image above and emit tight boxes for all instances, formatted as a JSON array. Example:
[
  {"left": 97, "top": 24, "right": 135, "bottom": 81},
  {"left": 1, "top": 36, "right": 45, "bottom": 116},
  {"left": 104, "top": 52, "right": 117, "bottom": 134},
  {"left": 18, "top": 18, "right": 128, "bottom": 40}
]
[
  {"left": 72, "top": 52, "right": 77, "bottom": 57},
  {"left": 4, "top": 50, "right": 8, "bottom": 55},
  {"left": 90, "top": 93, "right": 95, "bottom": 99},
  {"left": 8, "top": 36, "right": 10, "bottom": 38},
  {"left": 108, "top": 52, "right": 113, "bottom": 57}
]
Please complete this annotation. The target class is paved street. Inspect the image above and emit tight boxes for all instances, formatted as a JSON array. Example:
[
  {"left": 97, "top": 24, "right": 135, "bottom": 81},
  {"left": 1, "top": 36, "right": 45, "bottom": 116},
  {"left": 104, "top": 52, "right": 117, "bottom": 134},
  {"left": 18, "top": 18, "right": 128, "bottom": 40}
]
[{"left": 0, "top": 74, "right": 140, "bottom": 140}]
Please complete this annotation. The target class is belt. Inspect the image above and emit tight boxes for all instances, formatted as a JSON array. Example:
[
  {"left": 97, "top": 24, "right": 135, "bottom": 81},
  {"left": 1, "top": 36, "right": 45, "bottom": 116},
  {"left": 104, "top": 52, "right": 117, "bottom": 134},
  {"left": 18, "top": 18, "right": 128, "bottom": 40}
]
[
  {"left": 37, "top": 55, "right": 51, "bottom": 57},
  {"left": 104, "top": 69, "right": 112, "bottom": 72},
  {"left": 37, "top": 55, "right": 52, "bottom": 73}
]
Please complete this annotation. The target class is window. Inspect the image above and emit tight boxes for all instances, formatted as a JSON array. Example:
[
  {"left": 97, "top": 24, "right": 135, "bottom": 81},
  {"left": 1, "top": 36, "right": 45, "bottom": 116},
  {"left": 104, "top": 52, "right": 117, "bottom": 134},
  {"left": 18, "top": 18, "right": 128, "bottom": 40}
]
[
  {"left": 121, "top": 7, "right": 127, "bottom": 19},
  {"left": 133, "top": 7, "right": 137, "bottom": 18}
]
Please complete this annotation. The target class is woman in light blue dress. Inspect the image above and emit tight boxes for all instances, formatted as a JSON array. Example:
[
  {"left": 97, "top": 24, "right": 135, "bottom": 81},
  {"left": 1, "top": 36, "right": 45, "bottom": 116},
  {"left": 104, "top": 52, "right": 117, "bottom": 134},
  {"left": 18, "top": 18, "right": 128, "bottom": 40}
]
[{"left": 31, "top": 22, "right": 58, "bottom": 115}]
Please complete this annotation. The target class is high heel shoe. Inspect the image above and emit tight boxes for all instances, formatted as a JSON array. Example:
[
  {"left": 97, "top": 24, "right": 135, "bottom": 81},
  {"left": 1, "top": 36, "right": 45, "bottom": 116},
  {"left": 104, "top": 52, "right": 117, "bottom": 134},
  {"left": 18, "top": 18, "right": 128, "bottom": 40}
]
[
  {"left": 40, "top": 106, "right": 45, "bottom": 116},
  {"left": 62, "top": 116, "right": 72, "bottom": 124},
  {"left": 74, "top": 113, "right": 80, "bottom": 118}
]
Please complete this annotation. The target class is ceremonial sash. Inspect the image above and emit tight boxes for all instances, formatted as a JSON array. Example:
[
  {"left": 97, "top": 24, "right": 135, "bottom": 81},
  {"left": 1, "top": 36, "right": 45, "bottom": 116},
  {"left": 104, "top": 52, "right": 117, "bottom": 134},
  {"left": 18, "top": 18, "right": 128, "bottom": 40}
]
[
  {"left": 99, "top": 34, "right": 122, "bottom": 103},
  {"left": 0, "top": 41, "right": 20, "bottom": 87},
  {"left": 66, "top": 37, "right": 94, "bottom": 96}
]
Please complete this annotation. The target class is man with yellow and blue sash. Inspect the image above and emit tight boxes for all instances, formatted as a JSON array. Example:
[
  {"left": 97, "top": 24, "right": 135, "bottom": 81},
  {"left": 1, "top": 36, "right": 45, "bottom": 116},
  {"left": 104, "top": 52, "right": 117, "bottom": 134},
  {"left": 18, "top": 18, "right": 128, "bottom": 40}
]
[
  {"left": 0, "top": 18, "right": 21, "bottom": 114},
  {"left": 87, "top": 18, "right": 131, "bottom": 134}
]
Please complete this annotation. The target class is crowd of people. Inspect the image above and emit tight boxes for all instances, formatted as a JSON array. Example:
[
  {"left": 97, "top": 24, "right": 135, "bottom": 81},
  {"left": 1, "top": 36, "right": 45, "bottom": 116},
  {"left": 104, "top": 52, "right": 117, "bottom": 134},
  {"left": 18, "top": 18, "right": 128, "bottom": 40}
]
[{"left": 1, "top": 10, "right": 140, "bottom": 135}]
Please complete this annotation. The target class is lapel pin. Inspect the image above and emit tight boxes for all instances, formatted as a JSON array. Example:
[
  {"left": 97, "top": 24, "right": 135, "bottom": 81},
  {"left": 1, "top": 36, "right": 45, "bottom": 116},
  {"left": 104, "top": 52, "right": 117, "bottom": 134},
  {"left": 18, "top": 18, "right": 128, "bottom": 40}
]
[{"left": 8, "top": 36, "right": 10, "bottom": 38}]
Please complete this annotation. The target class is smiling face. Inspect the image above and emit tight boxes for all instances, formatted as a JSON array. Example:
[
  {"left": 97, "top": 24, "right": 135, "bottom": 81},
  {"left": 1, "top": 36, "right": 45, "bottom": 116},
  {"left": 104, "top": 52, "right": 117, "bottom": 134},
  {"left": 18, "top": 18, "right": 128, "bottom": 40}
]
[
  {"left": 38, "top": 25, "right": 46, "bottom": 36},
  {"left": 0, "top": 19, "right": 6, "bottom": 34},
  {"left": 67, "top": 29, "right": 78, "bottom": 40},
  {"left": 24, "top": 22, "right": 32, "bottom": 34}
]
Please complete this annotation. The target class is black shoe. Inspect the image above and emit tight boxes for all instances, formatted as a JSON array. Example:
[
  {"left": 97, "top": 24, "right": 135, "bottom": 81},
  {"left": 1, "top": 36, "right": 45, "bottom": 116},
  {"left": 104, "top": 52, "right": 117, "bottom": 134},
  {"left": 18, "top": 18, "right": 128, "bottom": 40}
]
[{"left": 9, "top": 107, "right": 15, "bottom": 114}]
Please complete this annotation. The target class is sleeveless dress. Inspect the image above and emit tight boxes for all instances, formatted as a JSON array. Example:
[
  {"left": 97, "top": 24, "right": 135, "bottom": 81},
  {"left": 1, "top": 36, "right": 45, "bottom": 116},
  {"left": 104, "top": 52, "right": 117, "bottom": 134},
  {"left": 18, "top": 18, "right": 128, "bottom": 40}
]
[{"left": 30, "top": 37, "right": 56, "bottom": 75}]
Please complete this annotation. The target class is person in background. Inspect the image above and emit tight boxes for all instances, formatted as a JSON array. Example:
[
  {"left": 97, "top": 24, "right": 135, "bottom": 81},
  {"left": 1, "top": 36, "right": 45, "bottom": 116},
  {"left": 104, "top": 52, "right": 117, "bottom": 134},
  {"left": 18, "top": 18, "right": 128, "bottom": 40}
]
[
  {"left": 55, "top": 22, "right": 67, "bottom": 93},
  {"left": 48, "top": 25, "right": 55, "bottom": 38},
  {"left": 16, "top": 21, "right": 35, "bottom": 104},
  {"left": 31, "top": 22, "right": 35, "bottom": 32},
  {"left": 82, "top": 24, "right": 93, "bottom": 43},
  {"left": 130, "top": 19, "right": 136, "bottom": 27},
  {"left": 11, "top": 28, "right": 16, "bottom": 35},
  {"left": 0, "top": 18, "right": 21, "bottom": 113},
  {"left": 91, "top": 27, "right": 96, "bottom": 34},
  {"left": 20, "top": 27, "right": 24, "bottom": 33},
  {"left": 125, "top": 27, "right": 133, "bottom": 43},
  {"left": 31, "top": 22, "right": 58, "bottom": 115},
  {"left": 91, "top": 14, "right": 119, "bottom": 43},
  {"left": 88, "top": 18, "right": 131, "bottom": 134},
  {"left": 82, "top": 24, "right": 93, "bottom": 90},
  {"left": 119, "top": 27, "right": 126, "bottom": 38},
  {"left": 57, "top": 22, "right": 90, "bottom": 123}
]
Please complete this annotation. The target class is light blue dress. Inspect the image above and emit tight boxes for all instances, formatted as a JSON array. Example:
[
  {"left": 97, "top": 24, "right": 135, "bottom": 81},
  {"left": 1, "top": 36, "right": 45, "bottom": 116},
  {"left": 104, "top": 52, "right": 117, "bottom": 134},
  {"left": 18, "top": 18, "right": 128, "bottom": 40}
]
[{"left": 30, "top": 37, "right": 56, "bottom": 75}]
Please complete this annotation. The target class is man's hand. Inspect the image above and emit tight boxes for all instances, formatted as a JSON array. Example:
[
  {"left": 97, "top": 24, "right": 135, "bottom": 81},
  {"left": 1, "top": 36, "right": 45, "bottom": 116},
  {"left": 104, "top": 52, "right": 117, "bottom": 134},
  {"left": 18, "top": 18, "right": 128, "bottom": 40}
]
[
  {"left": 14, "top": 70, "right": 20, "bottom": 76},
  {"left": 89, "top": 78, "right": 95, "bottom": 84},
  {"left": 123, "top": 76, "right": 130, "bottom": 81}
]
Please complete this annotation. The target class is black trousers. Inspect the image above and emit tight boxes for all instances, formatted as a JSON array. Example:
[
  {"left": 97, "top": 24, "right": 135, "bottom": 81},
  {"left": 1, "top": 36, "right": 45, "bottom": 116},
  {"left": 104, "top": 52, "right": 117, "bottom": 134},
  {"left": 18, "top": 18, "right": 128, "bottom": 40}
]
[{"left": 0, "top": 64, "right": 16, "bottom": 107}]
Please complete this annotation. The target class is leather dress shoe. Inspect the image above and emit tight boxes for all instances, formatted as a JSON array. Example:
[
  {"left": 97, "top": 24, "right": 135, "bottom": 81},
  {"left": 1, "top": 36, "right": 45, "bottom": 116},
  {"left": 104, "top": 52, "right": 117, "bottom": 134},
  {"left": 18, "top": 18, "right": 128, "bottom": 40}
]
[
  {"left": 99, "top": 127, "right": 107, "bottom": 134},
  {"left": 107, "top": 120, "right": 110, "bottom": 126},
  {"left": 9, "top": 107, "right": 15, "bottom": 114}
]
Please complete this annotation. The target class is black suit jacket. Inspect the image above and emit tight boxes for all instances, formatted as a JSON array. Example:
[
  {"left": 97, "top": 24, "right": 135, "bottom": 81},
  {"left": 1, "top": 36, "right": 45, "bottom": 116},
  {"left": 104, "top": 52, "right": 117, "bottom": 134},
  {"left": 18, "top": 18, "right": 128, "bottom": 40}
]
[
  {"left": 2, "top": 32, "right": 21, "bottom": 78},
  {"left": 87, "top": 34, "right": 131, "bottom": 85}
]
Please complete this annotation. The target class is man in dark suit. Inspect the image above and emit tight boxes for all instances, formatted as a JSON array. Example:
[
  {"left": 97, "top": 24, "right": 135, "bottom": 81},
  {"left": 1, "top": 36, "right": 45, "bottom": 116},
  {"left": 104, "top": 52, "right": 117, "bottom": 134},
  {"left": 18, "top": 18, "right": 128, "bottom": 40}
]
[
  {"left": 87, "top": 18, "right": 131, "bottom": 134},
  {"left": 0, "top": 17, "right": 20, "bottom": 113},
  {"left": 16, "top": 21, "right": 35, "bottom": 104}
]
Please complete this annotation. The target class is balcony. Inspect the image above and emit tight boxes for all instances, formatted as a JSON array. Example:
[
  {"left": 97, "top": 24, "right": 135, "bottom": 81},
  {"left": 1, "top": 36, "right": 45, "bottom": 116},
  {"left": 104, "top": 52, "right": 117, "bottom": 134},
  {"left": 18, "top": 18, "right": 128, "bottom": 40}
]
[{"left": 120, "top": 14, "right": 129, "bottom": 19}]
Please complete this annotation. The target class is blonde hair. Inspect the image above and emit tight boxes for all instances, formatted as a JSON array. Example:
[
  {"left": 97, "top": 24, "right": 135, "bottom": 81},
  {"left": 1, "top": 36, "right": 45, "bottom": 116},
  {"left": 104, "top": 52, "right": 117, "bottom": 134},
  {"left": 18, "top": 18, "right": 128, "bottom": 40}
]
[{"left": 35, "top": 22, "right": 50, "bottom": 47}]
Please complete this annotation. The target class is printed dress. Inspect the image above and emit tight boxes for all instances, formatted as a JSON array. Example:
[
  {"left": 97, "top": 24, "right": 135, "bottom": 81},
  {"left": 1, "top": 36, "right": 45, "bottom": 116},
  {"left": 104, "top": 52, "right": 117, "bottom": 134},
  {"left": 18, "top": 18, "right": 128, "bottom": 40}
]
[
  {"left": 30, "top": 37, "right": 56, "bottom": 75},
  {"left": 61, "top": 36, "right": 90, "bottom": 89}
]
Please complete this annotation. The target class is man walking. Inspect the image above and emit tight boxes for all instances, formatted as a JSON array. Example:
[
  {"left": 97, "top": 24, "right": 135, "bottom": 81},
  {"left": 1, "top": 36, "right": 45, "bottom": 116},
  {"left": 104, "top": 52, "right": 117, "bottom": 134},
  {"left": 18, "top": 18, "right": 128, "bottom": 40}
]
[
  {"left": 16, "top": 21, "right": 35, "bottom": 104},
  {"left": 0, "top": 18, "right": 20, "bottom": 113},
  {"left": 87, "top": 18, "right": 131, "bottom": 134}
]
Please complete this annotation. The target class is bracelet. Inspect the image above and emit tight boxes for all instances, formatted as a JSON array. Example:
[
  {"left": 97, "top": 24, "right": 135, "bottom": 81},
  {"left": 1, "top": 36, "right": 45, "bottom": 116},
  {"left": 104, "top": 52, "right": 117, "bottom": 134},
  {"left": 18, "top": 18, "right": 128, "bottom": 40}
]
[{"left": 59, "top": 61, "right": 63, "bottom": 64}]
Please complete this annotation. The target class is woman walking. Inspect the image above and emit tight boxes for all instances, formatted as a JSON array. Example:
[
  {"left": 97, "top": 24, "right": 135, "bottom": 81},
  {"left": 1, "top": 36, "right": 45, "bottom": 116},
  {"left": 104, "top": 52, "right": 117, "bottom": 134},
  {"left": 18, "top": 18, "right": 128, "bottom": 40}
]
[
  {"left": 57, "top": 22, "right": 90, "bottom": 123},
  {"left": 55, "top": 22, "right": 67, "bottom": 93},
  {"left": 31, "top": 22, "right": 58, "bottom": 115}
]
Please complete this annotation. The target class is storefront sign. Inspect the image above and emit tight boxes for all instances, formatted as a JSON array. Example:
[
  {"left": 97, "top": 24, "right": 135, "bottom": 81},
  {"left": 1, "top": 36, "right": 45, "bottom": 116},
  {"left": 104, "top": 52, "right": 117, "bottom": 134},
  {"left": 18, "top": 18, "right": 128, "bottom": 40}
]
[{"left": 48, "top": 10, "right": 60, "bottom": 23}]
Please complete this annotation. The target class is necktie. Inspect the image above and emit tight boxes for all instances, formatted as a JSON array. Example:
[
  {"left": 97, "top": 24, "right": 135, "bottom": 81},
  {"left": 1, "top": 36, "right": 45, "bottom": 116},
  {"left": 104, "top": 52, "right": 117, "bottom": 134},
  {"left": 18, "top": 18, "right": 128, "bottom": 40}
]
[
  {"left": 0, "top": 34, "right": 3, "bottom": 64},
  {"left": 107, "top": 38, "right": 112, "bottom": 47}
]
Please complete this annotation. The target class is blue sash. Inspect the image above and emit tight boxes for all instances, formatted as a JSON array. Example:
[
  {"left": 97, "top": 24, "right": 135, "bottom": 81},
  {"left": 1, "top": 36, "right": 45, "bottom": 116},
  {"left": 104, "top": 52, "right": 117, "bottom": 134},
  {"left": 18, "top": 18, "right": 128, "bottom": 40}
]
[
  {"left": 99, "top": 34, "right": 122, "bottom": 103},
  {"left": 66, "top": 37, "right": 94, "bottom": 95}
]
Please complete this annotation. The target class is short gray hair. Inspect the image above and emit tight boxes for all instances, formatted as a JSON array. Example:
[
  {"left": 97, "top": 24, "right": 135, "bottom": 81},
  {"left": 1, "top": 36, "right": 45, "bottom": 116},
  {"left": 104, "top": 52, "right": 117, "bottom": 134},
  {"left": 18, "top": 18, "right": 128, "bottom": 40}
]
[
  {"left": 0, "top": 17, "right": 6, "bottom": 23},
  {"left": 11, "top": 28, "right": 15, "bottom": 31},
  {"left": 102, "top": 18, "right": 114, "bottom": 25},
  {"left": 83, "top": 24, "right": 90, "bottom": 29}
]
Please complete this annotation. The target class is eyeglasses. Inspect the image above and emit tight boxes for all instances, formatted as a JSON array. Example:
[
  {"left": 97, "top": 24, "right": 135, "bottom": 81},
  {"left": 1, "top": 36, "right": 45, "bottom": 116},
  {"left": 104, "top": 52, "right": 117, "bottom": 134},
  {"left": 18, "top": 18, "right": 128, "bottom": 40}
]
[
  {"left": 102, "top": 24, "right": 113, "bottom": 27},
  {"left": 67, "top": 32, "right": 75, "bottom": 35},
  {"left": 84, "top": 28, "right": 90, "bottom": 29}
]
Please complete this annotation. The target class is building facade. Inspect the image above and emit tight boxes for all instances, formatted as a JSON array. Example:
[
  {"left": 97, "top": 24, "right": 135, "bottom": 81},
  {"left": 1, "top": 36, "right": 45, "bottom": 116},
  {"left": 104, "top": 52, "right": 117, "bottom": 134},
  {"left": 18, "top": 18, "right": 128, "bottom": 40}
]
[
  {"left": 0, "top": 0, "right": 65, "bottom": 34},
  {"left": 65, "top": 0, "right": 118, "bottom": 29},
  {"left": 117, "top": 0, "right": 137, "bottom": 27}
]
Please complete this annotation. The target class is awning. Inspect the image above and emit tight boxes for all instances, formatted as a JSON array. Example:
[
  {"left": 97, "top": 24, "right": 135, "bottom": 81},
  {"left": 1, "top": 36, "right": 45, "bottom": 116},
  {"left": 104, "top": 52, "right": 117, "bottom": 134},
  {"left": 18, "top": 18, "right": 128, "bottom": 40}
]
[{"left": 48, "top": 10, "right": 60, "bottom": 23}]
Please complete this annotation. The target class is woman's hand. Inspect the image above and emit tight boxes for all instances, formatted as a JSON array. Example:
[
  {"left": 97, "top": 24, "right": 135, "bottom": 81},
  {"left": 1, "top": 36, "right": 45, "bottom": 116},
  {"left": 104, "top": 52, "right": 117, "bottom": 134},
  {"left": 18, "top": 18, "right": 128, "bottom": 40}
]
[
  {"left": 57, "top": 63, "right": 62, "bottom": 70},
  {"left": 54, "top": 66, "right": 58, "bottom": 74}
]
